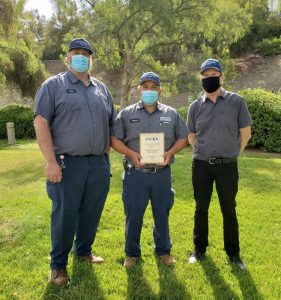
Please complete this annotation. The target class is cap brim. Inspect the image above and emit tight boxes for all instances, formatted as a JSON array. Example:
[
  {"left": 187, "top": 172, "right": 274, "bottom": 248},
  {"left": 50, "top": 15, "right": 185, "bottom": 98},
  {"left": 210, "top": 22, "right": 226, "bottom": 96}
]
[
  {"left": 140, "top": 79, "right": 160, "bottom": 85},
  {"left": 69, "top": 47, "right": 93, "bottom": 55},
  {"left": 200, "top": 67, "right": 221, "bottom": 74}
]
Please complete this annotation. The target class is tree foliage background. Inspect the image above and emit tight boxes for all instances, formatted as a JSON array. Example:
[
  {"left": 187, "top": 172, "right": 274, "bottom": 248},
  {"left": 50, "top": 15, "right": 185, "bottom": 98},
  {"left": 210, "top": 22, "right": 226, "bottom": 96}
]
[
  {"left": 0, "top": 0, "right": 47, "bottom": 97},
  {"left": 1, "top": 0, "right": 281, "bottom": 105},
  {"left": 42, "top": 0, "right": 281, "bottom": 107}
]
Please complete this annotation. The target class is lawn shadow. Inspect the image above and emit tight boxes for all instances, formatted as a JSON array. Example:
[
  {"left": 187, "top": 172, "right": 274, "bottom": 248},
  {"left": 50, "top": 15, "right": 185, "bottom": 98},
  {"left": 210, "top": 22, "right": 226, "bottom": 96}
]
[
  {"left": 156, "top": 259, "right": 191, "bottom": 300},
  {"left": 231, "top": 265, "right": 264, "bottom": 299},
  {"left": 126, "top": 258, "right": 157, "bottom": 300},
  {"left": 201, "top": 256, "right": 239, "bottom": 300},
  {"left": 42, "top": 259, "right": 105, "bottom": 299}
]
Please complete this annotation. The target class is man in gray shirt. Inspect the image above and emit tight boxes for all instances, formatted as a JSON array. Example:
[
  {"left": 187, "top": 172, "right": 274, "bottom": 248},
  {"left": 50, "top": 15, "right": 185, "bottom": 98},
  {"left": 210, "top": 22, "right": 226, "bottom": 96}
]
[
  {"left": 34, "top": 38, "right": 115, "bottom": 286},
  {"left": 111, "top": 72, "right": 188, "bottom": 269},
  {"left": 187, "top": 58, "right": 252, "bottom": 269}
]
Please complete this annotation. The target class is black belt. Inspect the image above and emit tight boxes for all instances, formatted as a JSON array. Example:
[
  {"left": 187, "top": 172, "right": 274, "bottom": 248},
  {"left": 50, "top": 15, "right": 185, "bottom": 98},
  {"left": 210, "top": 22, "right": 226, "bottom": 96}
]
[
  {"left": 196, "top": 158, "right": 237, "bottom": 165},
  {"left": 124, "top": 160, "right": 167, "bottom": 174},
  {"left": 133, "top": 166, "right": 166, "bottom": 174}
]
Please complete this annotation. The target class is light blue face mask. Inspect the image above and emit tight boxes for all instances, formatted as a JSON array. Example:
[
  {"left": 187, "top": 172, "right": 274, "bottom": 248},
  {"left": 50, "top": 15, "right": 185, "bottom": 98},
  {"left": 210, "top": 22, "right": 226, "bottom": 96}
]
[
  {"left": 141, "top": 90, "right": 158, "bottom": 106},
  {"left": 70, "top": 55, "right": 90, "bottom": 73}
]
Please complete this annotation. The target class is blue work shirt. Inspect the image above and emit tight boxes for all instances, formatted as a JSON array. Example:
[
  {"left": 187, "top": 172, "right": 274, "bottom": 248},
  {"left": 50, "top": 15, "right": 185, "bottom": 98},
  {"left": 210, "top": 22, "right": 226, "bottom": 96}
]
[
  {"left": 34, "top": 71, "right": 115, "bottom": 156},
  {"left": 187, "top": 89, "right": 252, "bottom": 160},
  {"left": 113, "top": 101, "right": 188, "bottom": 165}
]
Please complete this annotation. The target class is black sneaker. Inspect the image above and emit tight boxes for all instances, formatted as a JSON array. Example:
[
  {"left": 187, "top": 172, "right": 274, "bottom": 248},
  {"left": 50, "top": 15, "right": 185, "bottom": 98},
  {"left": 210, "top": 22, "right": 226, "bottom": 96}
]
[
  {"left": 229, "top": 256, "right": 247, "bottom": 270},
  {"left": 188, "top": 251, "right": 205, "bottom": 264}
]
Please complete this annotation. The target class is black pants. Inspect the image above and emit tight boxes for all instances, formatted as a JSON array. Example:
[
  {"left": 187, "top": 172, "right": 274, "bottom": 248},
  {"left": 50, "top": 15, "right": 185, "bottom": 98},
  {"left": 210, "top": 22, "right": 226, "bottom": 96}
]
[{"left": 192, "top": 159, "right": 240, "bottom": 257}]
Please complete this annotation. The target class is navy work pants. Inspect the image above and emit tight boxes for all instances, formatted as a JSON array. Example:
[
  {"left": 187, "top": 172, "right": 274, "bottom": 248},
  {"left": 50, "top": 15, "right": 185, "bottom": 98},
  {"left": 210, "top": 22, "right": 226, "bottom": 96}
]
[
  {"left": 192, "top": 159, "right": 240, "bottom": 257},
  {"left": 122, "top": 166, "right": 174, "bottom": 257},
  {"left": 46, "top": 154, "right": 110, "bottom": 270}
]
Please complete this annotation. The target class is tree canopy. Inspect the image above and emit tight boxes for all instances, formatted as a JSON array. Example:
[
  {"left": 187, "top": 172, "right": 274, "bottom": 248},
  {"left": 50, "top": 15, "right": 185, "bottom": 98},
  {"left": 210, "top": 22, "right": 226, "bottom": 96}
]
[
  {"left": 0, "top": 0, "right": 46, "bottom": 97},
  {"left": 81, "top": 0, "right": 256, "bottom": 106},
  {"left": 2, "top": 0, "right": 281, "bottom": 105}
]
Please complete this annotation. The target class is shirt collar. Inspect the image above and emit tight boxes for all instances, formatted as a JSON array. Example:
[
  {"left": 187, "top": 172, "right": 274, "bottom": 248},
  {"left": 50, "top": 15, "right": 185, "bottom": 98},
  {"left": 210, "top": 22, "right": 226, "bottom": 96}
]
[
  {"left": 136, "top": 100, "right": 165, "bottom": 111},
  {"left": 202, "top": 88, "right": 226, "bottom": 102},
  {"left": 67, "top": 70, "right": 97, "bottom": 86},
  {"left": 89, "top": 76, "right": 97, "bottom": 86}
]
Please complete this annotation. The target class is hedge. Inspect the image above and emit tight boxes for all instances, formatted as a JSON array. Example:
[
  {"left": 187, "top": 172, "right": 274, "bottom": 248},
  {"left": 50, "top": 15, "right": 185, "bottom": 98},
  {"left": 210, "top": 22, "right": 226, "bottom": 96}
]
[
  {"left": 0, "top": 105, "right": 35, "bottom": 139},
  {"left": 257, "top": 37, "right": 281, "bottom": 56},
  {"left": 177, "top": 106, "right": 187, "bottom": 121},
  {"left": 239, "top": 89, "right": 281, "bottom": 152},
  {"left": 1, "top": 89, "right": 281, "bottom": 153}
]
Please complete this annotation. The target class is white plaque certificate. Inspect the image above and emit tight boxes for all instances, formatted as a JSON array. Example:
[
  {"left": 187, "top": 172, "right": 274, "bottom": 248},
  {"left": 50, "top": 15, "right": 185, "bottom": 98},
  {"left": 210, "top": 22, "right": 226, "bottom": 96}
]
[{"left": 140, "top": 133, "right": 165, "bottom": 164}]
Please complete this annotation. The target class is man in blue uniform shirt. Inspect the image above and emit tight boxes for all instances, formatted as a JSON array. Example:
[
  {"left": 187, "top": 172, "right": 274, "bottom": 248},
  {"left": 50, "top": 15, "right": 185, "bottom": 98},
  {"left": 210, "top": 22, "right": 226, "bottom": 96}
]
[
  {"left": 34, "top": 38, "right": 115, "bottom": 286},
  {"left": 187, "top": 58, "right": 252, "bottom": 269},
  {"left": 111, "top": 72, "right": 188, "bottom": 269}
]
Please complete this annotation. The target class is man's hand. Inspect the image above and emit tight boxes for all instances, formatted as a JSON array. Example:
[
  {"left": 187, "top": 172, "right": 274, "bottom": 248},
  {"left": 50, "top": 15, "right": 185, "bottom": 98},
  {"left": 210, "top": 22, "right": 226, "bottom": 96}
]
[
  {"left": 45, "top": 161, "right": 62, "bottom": 183},
  {"left": 163, "top": 151, "right": 173, "bottom": 166},
  {"left": 129, "top": 151, "right": 144, "bottom": 168}
]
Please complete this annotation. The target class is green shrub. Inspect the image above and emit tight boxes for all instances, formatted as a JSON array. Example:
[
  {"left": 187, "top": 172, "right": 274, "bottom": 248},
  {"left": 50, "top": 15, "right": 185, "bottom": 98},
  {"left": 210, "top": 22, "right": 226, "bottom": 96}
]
[
  {"left": 257, "top": 37, "right": 281, "bottom": 56},
  {"left": 114, "top": 104, "right": 120, "bottom": 114},
  {"left": 177, "top": 107, "right": 187, "bottom": 121},
  {"left": 0, "top": 105, "right": 35, "bottom": 139},
  {"left": 239, "top": 89, "right": 281, "bottom": 152}
]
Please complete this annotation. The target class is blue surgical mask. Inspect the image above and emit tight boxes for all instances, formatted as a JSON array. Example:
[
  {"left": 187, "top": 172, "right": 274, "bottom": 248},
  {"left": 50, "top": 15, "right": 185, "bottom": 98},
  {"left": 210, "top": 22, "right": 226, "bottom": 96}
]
[
  {"left": 70, "top": 55, "right": 90, "bottom": 73},
  {"left": 141, "top": 90, "right": 158, "bottom": 106}
]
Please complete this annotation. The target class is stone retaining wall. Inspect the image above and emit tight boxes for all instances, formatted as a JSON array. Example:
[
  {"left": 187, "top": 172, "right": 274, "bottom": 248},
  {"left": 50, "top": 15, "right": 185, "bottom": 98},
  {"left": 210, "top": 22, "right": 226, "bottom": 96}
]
[{"left": 2, "top": 55, "right": 281, "bottom": 109}]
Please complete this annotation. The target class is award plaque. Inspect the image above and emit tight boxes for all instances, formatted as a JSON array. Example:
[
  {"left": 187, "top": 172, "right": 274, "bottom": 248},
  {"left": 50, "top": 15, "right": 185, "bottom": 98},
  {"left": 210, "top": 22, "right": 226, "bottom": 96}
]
[{"left": 140, "top": 133, "right": 165, "bottom": 164}]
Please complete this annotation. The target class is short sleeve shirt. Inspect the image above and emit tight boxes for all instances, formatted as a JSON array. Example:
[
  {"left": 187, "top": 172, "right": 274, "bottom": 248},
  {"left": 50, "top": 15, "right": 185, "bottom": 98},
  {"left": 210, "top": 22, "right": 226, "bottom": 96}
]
[
  {"left": 34, "top": 71, "right": 115, "bottom": 156},
  {"left": 187, "top": 89, "right": 252, "bottom": 160},
  {"left": 113, "top": 101, "right": 188, "bottom": 165}
]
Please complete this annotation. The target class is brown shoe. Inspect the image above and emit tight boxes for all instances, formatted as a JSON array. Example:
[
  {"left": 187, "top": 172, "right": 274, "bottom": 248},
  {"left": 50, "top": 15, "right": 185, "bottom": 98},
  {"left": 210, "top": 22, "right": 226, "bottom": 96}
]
[
  {"left": 123, "top": 256, "right": 138, "bottom": 269},
  {"left": 50, "top": 269, "right": 70, "bottom": 287},
  {"left": 75, "top": 253, "right": 105, "bottom": 264},
  {"left": 157, "top": 254, "right": 176, "bottom": 266}
]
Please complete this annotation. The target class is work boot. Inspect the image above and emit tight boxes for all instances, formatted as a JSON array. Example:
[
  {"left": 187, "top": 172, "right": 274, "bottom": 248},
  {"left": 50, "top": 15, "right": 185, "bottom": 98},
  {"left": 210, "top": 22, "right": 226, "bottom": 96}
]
[
  {"left": 156, "top": 254, "right": 176, "bottom": 266},
  {"left": 75, "top": 252, "right": 105, "bottom": 264},
  {"left": 123, "top": 257, "right": 138, "bottom": 269},
  {"left": 50, "top": 269, "right": 69, "bottom": 287}
]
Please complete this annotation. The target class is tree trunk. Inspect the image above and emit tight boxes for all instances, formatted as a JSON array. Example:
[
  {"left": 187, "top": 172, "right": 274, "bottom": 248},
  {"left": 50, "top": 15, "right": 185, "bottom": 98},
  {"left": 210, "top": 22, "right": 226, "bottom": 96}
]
[
  {"left": 120, "top": 84, "right": 130, "bottom": 109},
  {"left": 120, "top": 52, "right": 132, "bottom": 108}
]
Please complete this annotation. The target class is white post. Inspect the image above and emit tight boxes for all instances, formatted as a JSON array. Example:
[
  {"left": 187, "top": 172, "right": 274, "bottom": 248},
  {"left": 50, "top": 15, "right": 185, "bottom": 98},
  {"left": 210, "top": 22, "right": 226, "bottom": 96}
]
[{"left": 6, "top": 122, "right": 16, "bottom": 145}]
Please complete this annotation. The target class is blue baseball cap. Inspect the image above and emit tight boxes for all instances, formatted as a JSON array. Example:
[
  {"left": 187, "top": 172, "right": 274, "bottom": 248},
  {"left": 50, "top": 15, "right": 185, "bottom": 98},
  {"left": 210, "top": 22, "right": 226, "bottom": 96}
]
[
  {"left": 200, "top": 58, "right": 222, "bottom": 74},
  {"left": 140, "top": 72, "right": 160, "bottom": 86},
  {"left": 68, "top": 38, "right": 93, "bottom": 55}
]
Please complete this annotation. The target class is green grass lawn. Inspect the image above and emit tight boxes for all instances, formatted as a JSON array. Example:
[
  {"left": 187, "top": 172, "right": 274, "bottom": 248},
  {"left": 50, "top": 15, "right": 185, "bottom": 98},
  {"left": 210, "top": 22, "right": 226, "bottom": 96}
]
[{"left": 0, "top": 140, "right": 280, "bottom": 300}]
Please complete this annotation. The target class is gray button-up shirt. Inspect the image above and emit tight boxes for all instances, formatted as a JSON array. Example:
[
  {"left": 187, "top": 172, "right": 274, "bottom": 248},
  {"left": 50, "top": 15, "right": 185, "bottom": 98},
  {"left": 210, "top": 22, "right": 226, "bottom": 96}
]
[
  {"left": 113, "top": 101, "right": 188, "bottom": 165},
  {"left": 34, "top": 71, "right": 115, "bottom": 156},
  {"left": 187, "top": 89, "right": 252, "bottom": 160}
]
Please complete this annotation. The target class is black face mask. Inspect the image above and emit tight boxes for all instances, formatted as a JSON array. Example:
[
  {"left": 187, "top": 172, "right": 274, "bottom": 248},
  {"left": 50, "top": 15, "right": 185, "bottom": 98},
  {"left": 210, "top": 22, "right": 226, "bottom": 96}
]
[{"left": 202, "top": 76, "right": 221, "bottom": 93}]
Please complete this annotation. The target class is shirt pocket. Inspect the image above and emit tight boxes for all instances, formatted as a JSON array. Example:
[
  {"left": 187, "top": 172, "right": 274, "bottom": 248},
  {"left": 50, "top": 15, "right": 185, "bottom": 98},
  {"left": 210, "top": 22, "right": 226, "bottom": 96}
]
[
  {"left": 63, "top": 93, "right": 83, "bottom": 111},
  {"left": 126, "top": 122, "right": 143, "bottom": 140},
  {"left": 159, "top": 122, "right": 174, "bottom": 138}
]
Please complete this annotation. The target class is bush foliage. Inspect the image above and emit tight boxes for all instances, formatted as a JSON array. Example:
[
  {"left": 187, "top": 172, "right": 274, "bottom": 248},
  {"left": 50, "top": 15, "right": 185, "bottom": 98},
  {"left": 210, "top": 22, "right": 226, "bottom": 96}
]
[
  {"left": 1, "top": 89, "right": 281, "bottom": 153},
  {"left": 177, "top": 106, "right": 188, "bottom": 121},
  {"left": 257, "top": 37, "right": 281, "bottom": 56},
  {"left": 0, "top": 105, "right": 35, "bottom": 139},
  {"left": 240, "top": 89, "right": 281, "bottom": 152}
]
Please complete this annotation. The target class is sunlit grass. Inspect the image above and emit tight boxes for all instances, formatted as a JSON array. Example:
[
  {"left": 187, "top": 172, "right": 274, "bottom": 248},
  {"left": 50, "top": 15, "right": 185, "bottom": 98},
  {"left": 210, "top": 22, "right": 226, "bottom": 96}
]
[{"left": 0, "top": 140, "right": 280, "bottom": 299}]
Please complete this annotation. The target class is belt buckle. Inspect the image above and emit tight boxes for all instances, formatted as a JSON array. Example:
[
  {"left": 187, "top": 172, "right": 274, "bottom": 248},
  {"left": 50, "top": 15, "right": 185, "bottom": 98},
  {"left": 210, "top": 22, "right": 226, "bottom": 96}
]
[
  {"left": 148, "top": 167, "right": 157, "bottom": 174},
  {"left": 209, "top": 158, "right": 217, "bottom": 165}
]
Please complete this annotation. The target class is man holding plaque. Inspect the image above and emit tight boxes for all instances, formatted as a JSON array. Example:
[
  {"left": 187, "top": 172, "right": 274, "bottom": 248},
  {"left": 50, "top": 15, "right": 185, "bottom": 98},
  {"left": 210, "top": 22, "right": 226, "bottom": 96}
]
[{"left": 111, "top": 72, "right": 188, "bottom": 269}]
